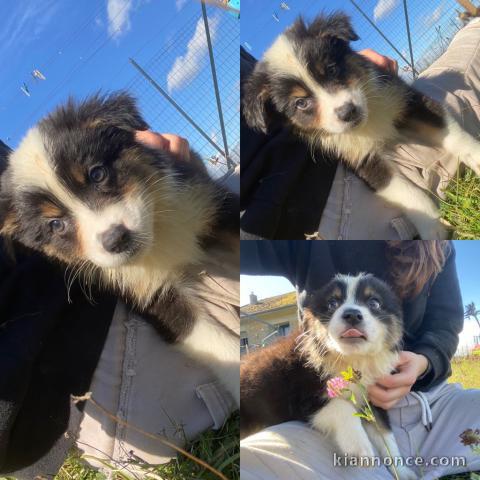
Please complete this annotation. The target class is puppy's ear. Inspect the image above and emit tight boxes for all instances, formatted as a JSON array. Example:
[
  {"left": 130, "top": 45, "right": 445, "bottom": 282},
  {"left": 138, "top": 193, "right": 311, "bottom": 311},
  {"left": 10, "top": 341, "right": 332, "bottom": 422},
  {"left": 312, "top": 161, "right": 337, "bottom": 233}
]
[
  {"left": 242, "top": 63, "right": 272, "bottom": 133},
  {"left": 311, "top": 12, "right": 359, "bottom": 42},
  {"left": 93, "top": 92, "right": 150, "bottom": 131},
  {"left": 41, "top": 91, "right": 149, "bottom": 134}
]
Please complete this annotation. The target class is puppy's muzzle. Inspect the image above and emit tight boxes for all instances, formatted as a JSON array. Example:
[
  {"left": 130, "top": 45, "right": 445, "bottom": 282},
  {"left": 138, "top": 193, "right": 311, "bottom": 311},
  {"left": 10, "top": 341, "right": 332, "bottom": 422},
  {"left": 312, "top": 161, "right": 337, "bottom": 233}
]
[
  {"left": 342, "top": 308, "right": 363, "bottom": 326},
  {"left": 335, "top": 102, "right": 361, "bottom": 124},
  {"left": 100, "top": 224, "right": 132, "bottom": 254}
]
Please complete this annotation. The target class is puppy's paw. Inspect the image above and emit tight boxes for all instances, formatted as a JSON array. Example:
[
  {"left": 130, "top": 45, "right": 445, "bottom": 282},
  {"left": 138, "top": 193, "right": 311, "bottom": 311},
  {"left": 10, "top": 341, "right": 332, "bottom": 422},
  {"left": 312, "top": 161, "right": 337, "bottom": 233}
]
[{"left": 414, "top": 218, "right": 447, "bottom": 240}]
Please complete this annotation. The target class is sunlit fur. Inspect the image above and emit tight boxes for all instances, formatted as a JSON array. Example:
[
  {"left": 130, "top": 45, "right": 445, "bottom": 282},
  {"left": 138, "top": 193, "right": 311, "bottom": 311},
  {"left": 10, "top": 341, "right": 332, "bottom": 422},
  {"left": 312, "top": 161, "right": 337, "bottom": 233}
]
[
  {"left": 0, "top": 93, "right": 240, "bottom": 405},
  {"left": 243, "top": 13, "right": 480, "bottom": 239}
]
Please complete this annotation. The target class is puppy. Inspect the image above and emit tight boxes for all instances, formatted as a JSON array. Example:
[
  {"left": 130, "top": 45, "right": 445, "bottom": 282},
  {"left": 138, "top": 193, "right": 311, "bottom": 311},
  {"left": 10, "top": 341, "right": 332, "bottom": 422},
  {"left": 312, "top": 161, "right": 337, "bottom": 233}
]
[
  {"left": 0, "top": 92, "right": 240, "bottom": 406},
  {"left": 242, "top": 12, "right": 480, "bottom": 240},
  {"left": 241, "top": 273, "right": 416, "bottom": 479}
]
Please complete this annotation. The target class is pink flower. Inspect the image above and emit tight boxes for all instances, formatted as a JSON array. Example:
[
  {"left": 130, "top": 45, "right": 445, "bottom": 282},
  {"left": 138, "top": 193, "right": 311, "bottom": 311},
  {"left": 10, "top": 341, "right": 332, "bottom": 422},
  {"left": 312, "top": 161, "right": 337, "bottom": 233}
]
[{"left": 327, "top": 376, "right": 350, "bottom": 398}]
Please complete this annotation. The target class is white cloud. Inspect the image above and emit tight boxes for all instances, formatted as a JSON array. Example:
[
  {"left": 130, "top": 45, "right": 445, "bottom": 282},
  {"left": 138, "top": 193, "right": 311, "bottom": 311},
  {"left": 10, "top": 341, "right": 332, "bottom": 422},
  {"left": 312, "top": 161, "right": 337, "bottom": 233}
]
[
  {"left": 176, "top": 0, "right": 188, "bottom": 11},
  {"left": 425, "top": 3, "right": 444, "bottom": 28},
  {"left": 107, "top": 0, "right": 133, "bottom": 38},
  {"left": 167, "top": 15, "right": 220, "bottom": 93},
  {"left": 373, "top": 0, "right": 398, "bottom": 22}
]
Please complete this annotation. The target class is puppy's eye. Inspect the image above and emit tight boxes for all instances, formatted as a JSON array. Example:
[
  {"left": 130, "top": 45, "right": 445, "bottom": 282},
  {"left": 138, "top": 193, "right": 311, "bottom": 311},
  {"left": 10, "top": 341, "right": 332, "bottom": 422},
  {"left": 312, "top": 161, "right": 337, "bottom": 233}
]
[
  {"left": 295, "top": 97, "right": 311, "bottom": 110},
  {"left": 367, "top": 298, "right": 381, "bottom": 310},
  {"left": 327, "top": 64, "right": 338, "bottom": 76},
  {"left": 49, "top": 218, "right": 65, "bottom": 233},
  {"left": 327, "top": 298, "right": 339, "bottom": 311},
  {"left": 89, "top": 165, "right": 108, "bottom": 183}
]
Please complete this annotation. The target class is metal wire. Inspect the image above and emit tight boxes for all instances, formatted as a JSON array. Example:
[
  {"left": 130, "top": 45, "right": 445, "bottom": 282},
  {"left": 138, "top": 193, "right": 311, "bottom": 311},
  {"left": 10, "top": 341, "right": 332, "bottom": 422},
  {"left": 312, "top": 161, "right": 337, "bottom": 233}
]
[{"left": 127, "top": 3, "right": 239, "bottom": 178}]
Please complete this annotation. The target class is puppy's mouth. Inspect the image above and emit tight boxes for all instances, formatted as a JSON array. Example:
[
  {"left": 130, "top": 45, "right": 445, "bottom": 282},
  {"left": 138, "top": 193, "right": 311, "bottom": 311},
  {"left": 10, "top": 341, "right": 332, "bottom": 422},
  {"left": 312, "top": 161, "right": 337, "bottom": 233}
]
[{"left": 339, "top": 328, "right": 367, "bottom": 342}]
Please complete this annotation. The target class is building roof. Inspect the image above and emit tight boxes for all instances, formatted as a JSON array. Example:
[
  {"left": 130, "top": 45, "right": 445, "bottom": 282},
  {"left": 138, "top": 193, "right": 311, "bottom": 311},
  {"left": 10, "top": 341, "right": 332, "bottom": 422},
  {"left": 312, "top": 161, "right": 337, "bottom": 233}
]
[{"left": 241, "top": 291, "right": 296, "bottom": 315}]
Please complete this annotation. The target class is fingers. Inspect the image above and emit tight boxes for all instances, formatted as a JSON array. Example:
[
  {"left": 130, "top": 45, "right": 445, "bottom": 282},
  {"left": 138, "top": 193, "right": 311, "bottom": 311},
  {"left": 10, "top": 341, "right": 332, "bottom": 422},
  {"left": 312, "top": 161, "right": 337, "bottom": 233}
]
[
  {"left": 358, "top": 48, "right": 398, "bottom": 75},
  {"left": 367, "top": 383, "right": 410, "bottom": 409},
  {"left": 135, "top": 130, "right": 191, "bottom": 160}
]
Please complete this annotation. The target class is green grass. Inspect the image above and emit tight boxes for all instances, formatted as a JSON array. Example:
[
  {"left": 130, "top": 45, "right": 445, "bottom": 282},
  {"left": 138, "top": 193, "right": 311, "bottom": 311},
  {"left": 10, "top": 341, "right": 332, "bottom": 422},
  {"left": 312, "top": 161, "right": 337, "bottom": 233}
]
[
  {"left": 50, "top": 412, "right": 239, "bottom": 480},
  {"left": 441, "top": 355, "right": 480, "bottom": 480},
  {"left": 449, "top": 355, "right": 480, "bottom": 389},
  {"left": 440, "top": 168, "right": 480, "bottom": 239}
]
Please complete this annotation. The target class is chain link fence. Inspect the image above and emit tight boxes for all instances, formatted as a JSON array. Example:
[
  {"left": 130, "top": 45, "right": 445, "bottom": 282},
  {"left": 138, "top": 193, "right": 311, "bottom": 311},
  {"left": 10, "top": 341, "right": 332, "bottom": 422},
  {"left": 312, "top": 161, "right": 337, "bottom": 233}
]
[
  {"left": 127, "top": 1, "right": 239, "bottom": 178},
  {"left": 243, "top": 1, "right": 473, "bottom": 83}
]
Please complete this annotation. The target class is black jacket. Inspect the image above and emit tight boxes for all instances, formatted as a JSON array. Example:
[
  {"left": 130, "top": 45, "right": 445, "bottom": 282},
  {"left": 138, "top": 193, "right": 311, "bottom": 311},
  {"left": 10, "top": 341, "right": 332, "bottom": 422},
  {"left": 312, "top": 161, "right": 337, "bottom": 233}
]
[
  {"left": 0, "top": 141, "right": 117, "bottom": 477},
  {"left": 240, "top": 48, "right": 337, "bottom": 239},
  {"left": 240, "top": 240, "right": 464, "bottom": 390}
]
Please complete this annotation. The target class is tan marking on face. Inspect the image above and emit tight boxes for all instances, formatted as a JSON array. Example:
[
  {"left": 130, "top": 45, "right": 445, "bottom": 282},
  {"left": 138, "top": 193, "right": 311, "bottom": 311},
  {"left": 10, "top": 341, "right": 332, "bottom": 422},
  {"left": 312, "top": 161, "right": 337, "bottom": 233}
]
[
  {"left": 0, "top": 212, "right": 18, "bottom": 236},
  {"left": 364, "top": 287, "right": 376, "bottom": 298},
  {"left": 291, "top": 85, "right": 309, "bottom": 98},
  {"left": 331, "top": 286, "right": 343, "bottom": 298},
  {"left": 71, "top": 165, "right": 86, "bottom": 184},
  {"left": 39, "top": 202, "right": 63, "bottom": 219}
]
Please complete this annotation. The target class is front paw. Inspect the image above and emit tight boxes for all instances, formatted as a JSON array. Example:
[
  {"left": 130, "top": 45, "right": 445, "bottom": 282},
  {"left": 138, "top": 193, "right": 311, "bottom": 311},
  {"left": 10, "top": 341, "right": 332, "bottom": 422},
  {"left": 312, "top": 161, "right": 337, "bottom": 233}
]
[{"left": 414, "top": 218, "right": 447, "bottom": 240}]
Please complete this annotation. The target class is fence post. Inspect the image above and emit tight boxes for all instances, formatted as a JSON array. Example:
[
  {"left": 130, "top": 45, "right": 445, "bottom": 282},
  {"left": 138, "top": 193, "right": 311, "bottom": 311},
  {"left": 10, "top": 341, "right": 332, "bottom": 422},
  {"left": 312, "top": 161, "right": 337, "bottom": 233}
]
[
  {"left": 201, "top": 1, "right": 234, "bottom": 169},
  {"left": 402, "top": 0, "right": 416, "bottom": 79}
]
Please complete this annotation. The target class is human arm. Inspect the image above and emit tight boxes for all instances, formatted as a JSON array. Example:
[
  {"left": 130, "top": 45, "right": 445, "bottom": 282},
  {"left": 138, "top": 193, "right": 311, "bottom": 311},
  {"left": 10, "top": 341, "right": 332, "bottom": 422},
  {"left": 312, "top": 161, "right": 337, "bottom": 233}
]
[{"left": 369, "top": 245, "right": 463, "bottom": 408}]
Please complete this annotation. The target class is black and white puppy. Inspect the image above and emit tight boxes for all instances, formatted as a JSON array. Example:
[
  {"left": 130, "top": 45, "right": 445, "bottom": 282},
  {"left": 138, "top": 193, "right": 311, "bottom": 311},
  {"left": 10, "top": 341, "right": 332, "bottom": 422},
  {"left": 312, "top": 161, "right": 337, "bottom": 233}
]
[
  {"left": 0, "top": 92, "right": 240, "bottom": 405},
  {"left": 242, "top": 12, "right": 480, "bottom": 240},
  {"left": 241, "top": 273, "right": 416, "bottom": 479}
]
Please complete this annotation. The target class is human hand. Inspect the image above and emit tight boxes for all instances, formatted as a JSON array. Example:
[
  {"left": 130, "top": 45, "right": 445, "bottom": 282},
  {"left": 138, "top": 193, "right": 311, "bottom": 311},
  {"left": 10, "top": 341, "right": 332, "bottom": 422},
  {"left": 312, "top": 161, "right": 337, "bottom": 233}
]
[
  {"left": 367, "top": 351, "right": 429, "bottom": 409},
  {"left": 135, "top": 130, "right": 190, "bottom": 161},
  {"left": 359, "top": 48, "right": 398, "bottom": 75}
]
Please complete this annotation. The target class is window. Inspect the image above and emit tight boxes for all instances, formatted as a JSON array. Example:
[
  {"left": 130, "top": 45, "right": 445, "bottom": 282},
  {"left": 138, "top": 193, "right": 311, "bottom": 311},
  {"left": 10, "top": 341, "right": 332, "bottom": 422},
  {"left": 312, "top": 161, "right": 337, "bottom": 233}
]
[
  {"left": 240, "top": 337, "right": 249, "bottom": 347},
  {"left": 277, "top": 323, "right": 291, "bottom": 337},
  {"left": 474, "top": 335, "right": 480, "bottom": 345}
]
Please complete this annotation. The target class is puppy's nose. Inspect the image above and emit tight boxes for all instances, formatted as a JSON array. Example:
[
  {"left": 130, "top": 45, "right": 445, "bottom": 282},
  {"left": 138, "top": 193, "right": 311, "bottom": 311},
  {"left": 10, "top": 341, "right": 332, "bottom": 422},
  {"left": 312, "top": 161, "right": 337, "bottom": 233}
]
[
  {"left": 342, "top": 308, "right": 363, "bottom": 325},
  {"left": 100, "top": 224, "right": 131, "bottom": 254},
  {"left": 335, "top": 102, "right": 360, "bottom": 123}
]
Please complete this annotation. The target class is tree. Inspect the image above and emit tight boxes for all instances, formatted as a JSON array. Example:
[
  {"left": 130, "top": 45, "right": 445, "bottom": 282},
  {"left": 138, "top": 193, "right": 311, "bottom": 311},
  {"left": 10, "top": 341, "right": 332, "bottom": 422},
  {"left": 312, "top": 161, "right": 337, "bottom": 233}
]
[{"left": 464, "top": 302, "right": 480, "bottom": 330}]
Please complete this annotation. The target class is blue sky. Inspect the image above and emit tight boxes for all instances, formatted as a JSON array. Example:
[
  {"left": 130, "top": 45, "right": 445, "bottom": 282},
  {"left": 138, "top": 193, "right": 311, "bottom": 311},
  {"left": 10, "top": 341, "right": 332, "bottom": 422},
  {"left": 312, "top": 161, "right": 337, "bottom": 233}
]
[
  {"left": 241, "top": 0, "right": 459, "bottom": 78},
  {"left": 0, "top": 0, "right": 239, "bottom": 172}
]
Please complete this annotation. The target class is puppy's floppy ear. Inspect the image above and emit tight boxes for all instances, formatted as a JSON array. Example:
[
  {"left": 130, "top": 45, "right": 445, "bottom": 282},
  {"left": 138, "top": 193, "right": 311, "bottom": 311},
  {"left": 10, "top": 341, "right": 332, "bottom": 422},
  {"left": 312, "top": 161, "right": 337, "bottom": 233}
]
[
  {"left": 242, "top": 63, "right": 272, "bottom": 133},
  {"left": 311, "top": 12, "right": 359, "bottom": 42}
]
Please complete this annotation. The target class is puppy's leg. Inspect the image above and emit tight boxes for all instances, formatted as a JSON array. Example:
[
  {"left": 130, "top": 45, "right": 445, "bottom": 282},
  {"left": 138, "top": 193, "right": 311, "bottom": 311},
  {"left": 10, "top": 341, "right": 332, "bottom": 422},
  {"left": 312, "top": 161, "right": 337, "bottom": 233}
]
[
  {"left": 356, "top": 158, "right": 446, "bottom": 239},
  {"left": 311, "top": 398, "right": 375, "bottom": 459},
  {"left": 181, "top": 314, "right": 240, "bottom": 407},
  {"left": 364, "top": 408, "right": 417, "bottom": 480},
  {"left": 142, "top": 288, "right": 240, "bottom": 407},
  {"left": 399, "top": 91, "right": 480, "bottom": 175}
]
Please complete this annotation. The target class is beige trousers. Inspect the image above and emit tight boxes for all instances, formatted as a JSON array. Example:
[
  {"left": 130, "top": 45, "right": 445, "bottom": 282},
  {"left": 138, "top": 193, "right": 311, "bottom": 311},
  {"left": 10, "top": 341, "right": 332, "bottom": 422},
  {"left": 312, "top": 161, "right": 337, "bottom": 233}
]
[{"left": 318, "top": 19, "right": 480, "bottom": 240}]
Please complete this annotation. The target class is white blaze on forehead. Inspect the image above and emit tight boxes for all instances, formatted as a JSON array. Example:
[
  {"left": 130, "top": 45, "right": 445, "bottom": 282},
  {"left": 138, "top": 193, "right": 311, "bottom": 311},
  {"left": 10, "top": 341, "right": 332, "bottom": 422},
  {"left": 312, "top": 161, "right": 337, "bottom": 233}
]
[
  {"left": 8, "top": 127, "right": 149, "bottom": 266},
  {"left": 262, "top": 34, "right": 367, "bottom": 133}
]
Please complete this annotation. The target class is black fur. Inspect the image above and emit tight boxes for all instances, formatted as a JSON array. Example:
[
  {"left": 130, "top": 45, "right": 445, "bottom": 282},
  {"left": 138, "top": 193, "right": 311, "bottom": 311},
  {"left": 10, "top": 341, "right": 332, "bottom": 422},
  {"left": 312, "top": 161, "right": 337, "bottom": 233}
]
[{"left": 241, "top": 274, "right": 403, "bottom": 438}]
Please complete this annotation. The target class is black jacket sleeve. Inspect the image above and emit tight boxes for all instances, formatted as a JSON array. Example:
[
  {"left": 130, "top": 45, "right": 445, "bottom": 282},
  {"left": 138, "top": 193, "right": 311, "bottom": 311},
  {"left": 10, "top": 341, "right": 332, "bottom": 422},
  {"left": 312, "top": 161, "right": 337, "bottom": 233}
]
[{"left": 412, "top": 247, "right": 464, "bottom": 390}]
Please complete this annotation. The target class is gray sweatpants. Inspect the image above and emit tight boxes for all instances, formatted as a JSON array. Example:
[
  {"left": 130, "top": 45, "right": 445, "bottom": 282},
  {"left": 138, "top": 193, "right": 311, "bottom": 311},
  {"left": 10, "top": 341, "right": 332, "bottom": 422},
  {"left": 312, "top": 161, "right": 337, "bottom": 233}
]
[{"left": 240, "top": 382, "right": 480, "bottom": 479}]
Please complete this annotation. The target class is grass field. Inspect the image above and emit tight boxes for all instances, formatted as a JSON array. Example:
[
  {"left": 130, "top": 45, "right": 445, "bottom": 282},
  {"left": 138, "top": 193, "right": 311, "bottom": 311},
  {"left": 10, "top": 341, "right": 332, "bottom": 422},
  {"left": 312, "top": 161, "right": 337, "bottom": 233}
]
[
  {"left": 1, "top": 358, "right": 477, "bottom": 480},
  {"left": 442, "top": 355, "right": 480, "bottom": 480},
  {"left": 440, "top": 168, "right": 480, "bottom": 239},
  {"left": 47, "top": 412, "right": 240, "bottom": 480}
]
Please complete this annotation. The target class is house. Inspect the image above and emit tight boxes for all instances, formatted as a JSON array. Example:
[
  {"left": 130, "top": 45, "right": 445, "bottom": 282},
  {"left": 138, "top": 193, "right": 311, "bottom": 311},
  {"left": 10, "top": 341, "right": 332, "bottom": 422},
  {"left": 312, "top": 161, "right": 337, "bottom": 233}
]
[{"left": 240, "top": 291, "right": 298, "bottom": 355}]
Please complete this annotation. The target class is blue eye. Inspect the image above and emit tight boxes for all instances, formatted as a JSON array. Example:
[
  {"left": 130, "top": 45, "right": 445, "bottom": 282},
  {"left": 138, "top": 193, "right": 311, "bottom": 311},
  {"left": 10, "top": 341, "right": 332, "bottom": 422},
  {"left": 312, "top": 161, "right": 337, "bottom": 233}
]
[
  {"left": 49, "top": 218, "right": 65, "bottom": 233},
  {"left": 89, "top": 165, "right": 108, "bottom": 183},
  {"left": 367, "top": 298, "right": 381, "bottom": 310},
  {"left": 295, "top": 97, "right": 311, "bottom": 110},
  {"left": 327, "top": 298, "right": 339, "bottom": 311}
]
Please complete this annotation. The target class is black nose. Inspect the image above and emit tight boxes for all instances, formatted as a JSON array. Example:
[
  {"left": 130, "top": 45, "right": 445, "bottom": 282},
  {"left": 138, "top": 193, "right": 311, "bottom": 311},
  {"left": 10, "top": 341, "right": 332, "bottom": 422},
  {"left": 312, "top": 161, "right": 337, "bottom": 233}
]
[
  {"left": 335, "top": 102, "right": 360, "bottom": 123},
  {"left": 100, "top": 224, "right": 131, "bottom": 254},
  {"left": 342, "top": 308, "right": 363, "bottom": 325}
]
